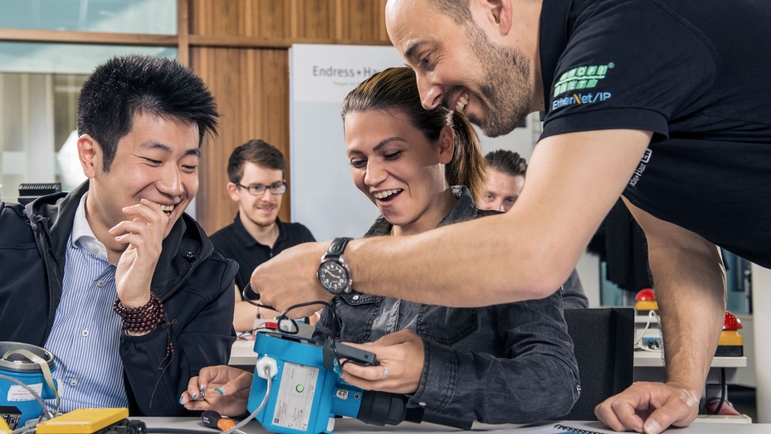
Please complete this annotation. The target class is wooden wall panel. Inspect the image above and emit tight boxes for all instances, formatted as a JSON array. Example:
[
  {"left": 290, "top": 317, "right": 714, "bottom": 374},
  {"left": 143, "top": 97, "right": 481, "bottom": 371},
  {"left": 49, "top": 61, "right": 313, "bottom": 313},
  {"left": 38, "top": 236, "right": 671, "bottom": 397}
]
[
  {"left": 293, "top": 0, "right": 337, "bottom": 39},
  {"left": 190, "top": 0, "right": 292, "bottom": 37},
  {"left": 192, "top": 47, "right": 290, "bottom": 235},
  {"left": 188, "top": 0, "right": 389, "bottom": 41},
  {"left": 338, "top": 0, "right": 388, "bottom": 41},
  {"left": 189, "top": 0, "right": 390, "bottom": 234}
]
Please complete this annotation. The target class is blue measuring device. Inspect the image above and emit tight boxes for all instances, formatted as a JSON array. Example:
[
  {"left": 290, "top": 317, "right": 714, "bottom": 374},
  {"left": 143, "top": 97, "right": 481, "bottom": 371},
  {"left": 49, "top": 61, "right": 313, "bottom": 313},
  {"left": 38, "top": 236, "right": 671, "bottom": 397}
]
[
  {"left": 245, "top": 331, "right": 473, "bottom": 434},
  {"left": 246, "top": 331, "right": 370, "bottom": 434}
]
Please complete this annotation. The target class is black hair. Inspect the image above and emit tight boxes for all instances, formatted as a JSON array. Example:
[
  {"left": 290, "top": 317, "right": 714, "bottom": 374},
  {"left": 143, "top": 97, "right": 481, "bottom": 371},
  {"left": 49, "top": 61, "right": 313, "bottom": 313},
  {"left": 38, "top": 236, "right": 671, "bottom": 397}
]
[
  {"left": 485, "top": 149, "right": 527, "bottom": 178},
  {"left": 77, "top": 54, "right": 219, "bottom": 171},
  {"left": 227, "top": 139, "right": 287, "bottom": 183}
]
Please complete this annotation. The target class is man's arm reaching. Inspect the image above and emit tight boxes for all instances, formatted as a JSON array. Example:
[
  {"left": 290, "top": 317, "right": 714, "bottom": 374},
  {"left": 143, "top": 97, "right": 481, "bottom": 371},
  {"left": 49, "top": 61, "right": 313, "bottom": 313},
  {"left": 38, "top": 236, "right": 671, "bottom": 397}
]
[
  {"left": 252, "top": 129, "right": 651, "bottom": 315},
  {"left": 595, "top": 199, "right": 725, "bottom": 433}
]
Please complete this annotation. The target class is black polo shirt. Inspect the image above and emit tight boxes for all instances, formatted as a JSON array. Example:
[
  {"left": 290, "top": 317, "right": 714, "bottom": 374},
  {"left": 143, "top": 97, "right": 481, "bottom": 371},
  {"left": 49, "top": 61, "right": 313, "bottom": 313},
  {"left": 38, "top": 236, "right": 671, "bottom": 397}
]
[
  {"left": 209, "top": 213, "right": 316, "bottom": 295},
  {"left": 539, "top": 0, "right": 771, "bottom": 266}
]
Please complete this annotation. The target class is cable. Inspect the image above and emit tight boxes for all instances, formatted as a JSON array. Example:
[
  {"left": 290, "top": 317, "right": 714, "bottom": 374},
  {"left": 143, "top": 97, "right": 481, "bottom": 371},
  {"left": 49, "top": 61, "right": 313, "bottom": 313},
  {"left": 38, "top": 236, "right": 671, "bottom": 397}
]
[
  {"left": 712, "top": 368, "right": 726, "bottom": 415},
  {"left": 273, "top": 300, "right": 352, "bottom": 370},
  {"left": 10, "top": 420, "right": 37, "bottom": 434},
  {"left": 221, "top": 364, "right": 273, "bottom": 434},
  {"left": 240, "top": 283, "right": 276, "bottom": 311},
  {"left": 236, "top": 331, "right": 255, "bottom": 339},
  {"left": 144, "top": 429, "right": 221, "bottom": 434},
  {"left": 277, "top": 300, "right": 334, "bottom": 333},
  {"left": 634, "top": 310, "right": 662, "bottom": 352},
  {"left": 226, "top": 299, "right": 346, "bottom": 432},
  {"left": 145, "top": 427, "right": 247, "bottom": 434},
  {"left": 11, "top": 424, "right": 36, "bottom": 434},
  {"left": 0, "top": 372, "right": 56, "bottom": 434},
  {"left": 2, "top": 348, "right": 60, "bottom": 418},
  {"left": 0, "top": 373, "right": 49, "bottom": 421}
]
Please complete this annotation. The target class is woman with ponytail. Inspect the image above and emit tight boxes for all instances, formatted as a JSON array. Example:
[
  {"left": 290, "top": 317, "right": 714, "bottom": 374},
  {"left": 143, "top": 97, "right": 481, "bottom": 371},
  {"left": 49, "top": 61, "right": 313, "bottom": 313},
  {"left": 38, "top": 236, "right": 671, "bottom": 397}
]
[
  {"left": 183, "top": 67, "right": 579, "bottom": 424},
  {"left": 314, "top": 67, "right": 580, "bottom": 423}
]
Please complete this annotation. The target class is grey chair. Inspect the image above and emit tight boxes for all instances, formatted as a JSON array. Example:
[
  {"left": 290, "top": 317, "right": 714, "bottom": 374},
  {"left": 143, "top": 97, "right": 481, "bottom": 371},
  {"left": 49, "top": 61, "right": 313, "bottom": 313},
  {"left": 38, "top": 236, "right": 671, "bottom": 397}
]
[{"left": 562, "top": 307, "right": 635, "bottom": 420}]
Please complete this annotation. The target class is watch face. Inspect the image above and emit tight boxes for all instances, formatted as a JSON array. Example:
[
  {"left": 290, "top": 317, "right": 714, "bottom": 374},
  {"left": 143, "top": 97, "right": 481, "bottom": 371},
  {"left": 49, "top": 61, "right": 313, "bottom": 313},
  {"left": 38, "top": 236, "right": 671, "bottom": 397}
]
[{"left": 319, "top": 262, "right": 349, "bottom": 293}]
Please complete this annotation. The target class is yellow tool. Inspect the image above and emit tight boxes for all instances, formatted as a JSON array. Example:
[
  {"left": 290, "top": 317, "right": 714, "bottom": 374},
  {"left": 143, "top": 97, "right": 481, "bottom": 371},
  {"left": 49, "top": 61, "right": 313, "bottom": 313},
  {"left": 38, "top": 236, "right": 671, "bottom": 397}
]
[
  {"left": 0, "top": 417, "right": 11, "bottom": 434},
  {"left": 36, "top": 408, "right": 128, "bottom": 434}
]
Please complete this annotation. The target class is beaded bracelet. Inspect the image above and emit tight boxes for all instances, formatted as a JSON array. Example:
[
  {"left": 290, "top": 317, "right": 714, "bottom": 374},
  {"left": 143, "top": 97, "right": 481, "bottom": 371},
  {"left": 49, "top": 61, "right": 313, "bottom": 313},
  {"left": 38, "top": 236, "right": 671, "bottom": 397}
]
[{"left": 113, "top": 293, "right": 166, "bottom": 333}]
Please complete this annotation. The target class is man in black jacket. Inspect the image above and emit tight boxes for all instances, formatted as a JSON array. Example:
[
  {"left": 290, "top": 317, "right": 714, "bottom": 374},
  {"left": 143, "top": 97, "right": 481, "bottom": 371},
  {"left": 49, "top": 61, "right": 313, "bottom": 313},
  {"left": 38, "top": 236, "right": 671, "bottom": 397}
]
[{"left": 0, "top": 55, "right": 237, "bottom": 416}]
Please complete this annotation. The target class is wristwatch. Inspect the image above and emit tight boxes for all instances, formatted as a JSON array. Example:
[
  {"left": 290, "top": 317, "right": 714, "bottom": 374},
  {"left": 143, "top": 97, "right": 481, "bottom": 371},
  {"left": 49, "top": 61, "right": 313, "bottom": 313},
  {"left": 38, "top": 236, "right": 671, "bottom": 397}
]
[{"left": 317, "top": 237, "right": 354, "bottom": 294}]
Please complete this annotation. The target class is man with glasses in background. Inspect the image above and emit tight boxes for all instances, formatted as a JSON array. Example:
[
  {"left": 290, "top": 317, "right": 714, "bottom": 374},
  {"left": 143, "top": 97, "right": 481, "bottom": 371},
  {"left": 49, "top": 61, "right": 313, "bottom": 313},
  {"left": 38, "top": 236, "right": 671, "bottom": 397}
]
[{"left": 210, "top": 139, "right": 315, "bottom": 332}]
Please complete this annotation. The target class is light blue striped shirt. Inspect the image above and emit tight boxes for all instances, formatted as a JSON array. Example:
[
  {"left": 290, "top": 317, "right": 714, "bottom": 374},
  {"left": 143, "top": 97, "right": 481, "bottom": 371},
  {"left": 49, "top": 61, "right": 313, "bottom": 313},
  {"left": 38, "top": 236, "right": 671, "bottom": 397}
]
[{"left": 44, "top": 193, "right": 128, "bottom": 412}]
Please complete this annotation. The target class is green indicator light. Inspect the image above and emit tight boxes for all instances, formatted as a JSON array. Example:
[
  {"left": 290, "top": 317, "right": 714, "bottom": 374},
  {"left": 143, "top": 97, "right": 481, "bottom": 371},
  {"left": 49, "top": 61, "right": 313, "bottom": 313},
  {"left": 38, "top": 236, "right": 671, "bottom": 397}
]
[{"left": 296, "top": 384, "right": 305, "bottom": 393}]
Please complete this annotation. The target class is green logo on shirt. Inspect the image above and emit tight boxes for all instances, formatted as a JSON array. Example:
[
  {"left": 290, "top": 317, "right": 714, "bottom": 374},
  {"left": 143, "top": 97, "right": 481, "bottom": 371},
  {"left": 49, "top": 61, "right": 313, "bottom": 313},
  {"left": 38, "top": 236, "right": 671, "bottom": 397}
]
[{"left": 553, "top": 63, "right": 614, "bottom": 97}]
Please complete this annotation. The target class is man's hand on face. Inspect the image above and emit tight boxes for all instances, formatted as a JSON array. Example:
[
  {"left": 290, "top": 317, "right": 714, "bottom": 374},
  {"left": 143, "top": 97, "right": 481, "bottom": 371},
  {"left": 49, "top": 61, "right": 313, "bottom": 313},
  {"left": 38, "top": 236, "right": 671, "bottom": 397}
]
[
  {"left": 595, "top": 380, "right": 700, "bottom": 433},
  {"left": 250, "top": 241, "right": 334, "bottom": 318},
  {"left": 109, "top": 199, "right": 168, "bottom": 308}
]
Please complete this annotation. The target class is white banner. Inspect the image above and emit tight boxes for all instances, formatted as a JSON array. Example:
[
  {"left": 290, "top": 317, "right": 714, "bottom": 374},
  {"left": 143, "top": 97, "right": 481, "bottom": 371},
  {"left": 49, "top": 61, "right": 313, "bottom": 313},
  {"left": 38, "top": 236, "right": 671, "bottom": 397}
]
[
  {"left": 289, "top": 44, "right": 538, "bottom": 242},
  {"left": 289, "top": 44, "right": 403, "bottom": 241}
]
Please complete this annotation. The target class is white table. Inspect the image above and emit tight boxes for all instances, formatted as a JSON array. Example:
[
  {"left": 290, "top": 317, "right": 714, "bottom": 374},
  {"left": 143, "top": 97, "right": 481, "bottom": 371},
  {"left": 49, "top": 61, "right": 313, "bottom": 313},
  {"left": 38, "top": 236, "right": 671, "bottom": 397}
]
[
  {"left": 230, "top": 339, "right": 259, "bottom": 367},
  {"left": 140, "top": 417, "right": 768, "bottom": 433},
  {"left": 634, "top": 350, "right": 747, "bottom": 384},
  {"left": 231, "top": 342, "right": 752, "bottom": 422},
  {"left": 633, "top": 350, "right": 749, "bottom": 421},
  {"left": 236, "top": 341, "right": 750, "bottom": 384},
  {"left": 632, "top": 313, "right": 748, "bottom": 384}
]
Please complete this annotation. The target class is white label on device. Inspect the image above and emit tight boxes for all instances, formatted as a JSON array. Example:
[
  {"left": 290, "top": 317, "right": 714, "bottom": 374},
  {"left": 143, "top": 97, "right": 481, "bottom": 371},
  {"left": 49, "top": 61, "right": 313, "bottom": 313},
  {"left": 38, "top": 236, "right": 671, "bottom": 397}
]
[
  {"left": 272, "top": 362, "right": 318, "bottom": 430},
  {"left": 7, "top": 383, "right": 42, "bottom": 402}
]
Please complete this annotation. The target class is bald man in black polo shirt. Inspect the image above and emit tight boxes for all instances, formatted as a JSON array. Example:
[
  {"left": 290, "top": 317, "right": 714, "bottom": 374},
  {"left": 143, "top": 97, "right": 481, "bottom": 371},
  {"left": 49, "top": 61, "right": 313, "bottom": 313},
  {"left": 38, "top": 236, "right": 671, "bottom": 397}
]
[
  {"left": 249, "top": 1, "right": 771, "bottom": 432},
  {"left": 210, "top": 139, "right": 315, "bottom": 332}
]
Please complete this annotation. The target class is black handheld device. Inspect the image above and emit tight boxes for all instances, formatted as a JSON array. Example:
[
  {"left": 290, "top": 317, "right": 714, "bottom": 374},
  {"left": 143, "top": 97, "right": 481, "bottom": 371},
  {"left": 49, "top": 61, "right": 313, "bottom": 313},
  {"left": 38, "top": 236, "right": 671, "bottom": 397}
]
[
  {"left": 322, "top": 338, "right": 378, "bottom": 370},
  {"left": 255, "top": 331, "right": 378, "bottom": 370}
]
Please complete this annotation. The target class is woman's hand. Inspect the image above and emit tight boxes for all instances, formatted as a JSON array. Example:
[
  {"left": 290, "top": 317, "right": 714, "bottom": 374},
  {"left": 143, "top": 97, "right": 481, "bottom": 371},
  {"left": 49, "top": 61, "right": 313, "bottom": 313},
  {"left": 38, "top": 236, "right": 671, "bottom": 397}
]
[
  {"left": 181, "top": 365, "right": 254, "bottom": 417},
  {"left": 339, "top": 329, "right": 425, "bottom": 394}
]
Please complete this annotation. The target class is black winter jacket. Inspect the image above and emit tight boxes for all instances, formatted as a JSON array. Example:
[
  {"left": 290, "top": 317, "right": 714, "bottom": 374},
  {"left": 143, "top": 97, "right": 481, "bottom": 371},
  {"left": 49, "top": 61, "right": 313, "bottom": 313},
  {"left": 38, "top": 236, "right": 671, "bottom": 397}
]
[{"left": 0, "top": 182, "right": 237, "bottom": 415}]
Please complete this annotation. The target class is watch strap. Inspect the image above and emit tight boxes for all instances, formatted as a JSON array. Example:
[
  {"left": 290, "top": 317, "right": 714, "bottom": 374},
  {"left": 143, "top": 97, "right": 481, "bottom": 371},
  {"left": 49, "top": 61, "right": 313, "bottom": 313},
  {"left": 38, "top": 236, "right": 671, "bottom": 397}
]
[{"left": 324, "top": 237, "right": 353, "bottom": 260}]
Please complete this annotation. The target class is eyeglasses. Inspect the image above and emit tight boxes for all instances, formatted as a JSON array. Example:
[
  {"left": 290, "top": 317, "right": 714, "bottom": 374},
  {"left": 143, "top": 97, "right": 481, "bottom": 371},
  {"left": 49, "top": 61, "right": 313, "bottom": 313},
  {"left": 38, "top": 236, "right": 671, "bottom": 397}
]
[{"left": 236, "top": 182, "right": 287, "bottom": 196}]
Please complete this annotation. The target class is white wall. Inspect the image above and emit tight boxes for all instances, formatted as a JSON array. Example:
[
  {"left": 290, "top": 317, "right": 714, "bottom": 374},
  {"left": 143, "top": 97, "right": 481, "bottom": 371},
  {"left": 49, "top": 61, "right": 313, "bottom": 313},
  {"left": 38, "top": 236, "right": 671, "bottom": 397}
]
[
  {"left": 576, "top": 253, "right": 601, "bottom": 307},
  {"left": 0, "top": 74, "right": 56, "bottom": 201},
  {"left": 752, "top": 263, "right": 771, "bottom": 422},
  {"left": 737, "top": 314, "right": 755, "bottom": 388},
  {"left": 476, "top": 112, "right": 540, "bottom": 161},
  {"left": 289, "top": 44, "right": 404, "bottom": 241}
]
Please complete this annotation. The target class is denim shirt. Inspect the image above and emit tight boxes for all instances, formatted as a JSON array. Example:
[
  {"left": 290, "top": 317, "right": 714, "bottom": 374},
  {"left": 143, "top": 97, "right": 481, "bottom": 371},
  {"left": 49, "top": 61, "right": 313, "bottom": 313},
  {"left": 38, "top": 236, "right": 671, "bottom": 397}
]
[{"left": 314, "top": 186, "right": 580, "bottom": 423}]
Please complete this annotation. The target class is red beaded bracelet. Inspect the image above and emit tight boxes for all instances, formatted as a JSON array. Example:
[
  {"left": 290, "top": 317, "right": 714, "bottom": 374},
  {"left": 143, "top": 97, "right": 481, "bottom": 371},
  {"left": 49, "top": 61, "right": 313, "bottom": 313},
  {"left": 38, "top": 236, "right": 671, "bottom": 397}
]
[{"left": 113, "top": 293, "right": 167, "bottom": 333}]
